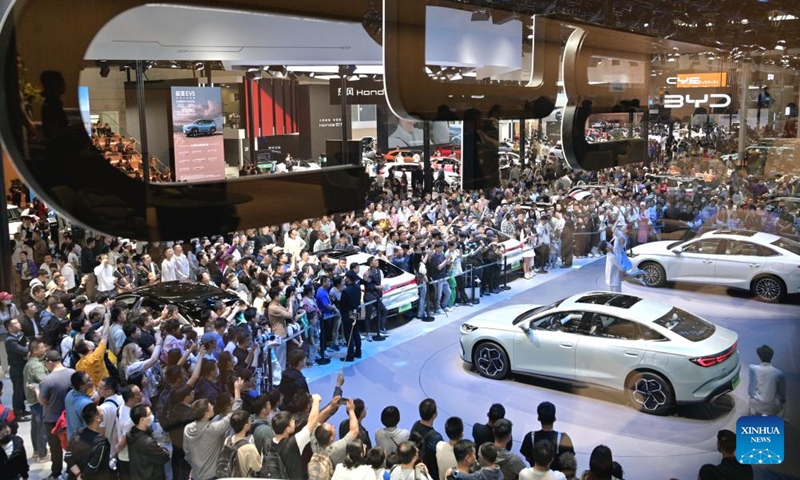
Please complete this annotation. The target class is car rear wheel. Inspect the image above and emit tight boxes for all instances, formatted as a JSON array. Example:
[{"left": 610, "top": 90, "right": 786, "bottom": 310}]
[
  {"left": 626, "top": 371, "right": 674, "bottom": 415},
  {"left": 209, "top": 127, "right": 216, "bottom": 135},
  {"left": 473, "top": 342, "right": 510, "bottom": 380},
  {"left": 640, "top": 262, "right": 666, "bottom": 287},
  {"left": 751, "top": 275, "right": 785, "bottom": 303}
]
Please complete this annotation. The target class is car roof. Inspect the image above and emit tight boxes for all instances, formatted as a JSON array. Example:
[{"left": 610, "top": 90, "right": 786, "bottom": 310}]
[
  {"left": 132, "top": 281, "right": 233, "bottom": 302},
  {"left": 701, "top": 230, "right": 779, "bottom": 244},
  {"left": 559, "top": 291, "right": 672, "bottom": 324}
]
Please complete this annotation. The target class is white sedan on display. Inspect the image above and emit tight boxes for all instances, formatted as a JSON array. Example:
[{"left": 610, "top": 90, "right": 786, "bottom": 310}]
[
  {"left": 630, "top": 230, "right": 800, "bottom": 303},
  {"left": 459, "top": 292, "right": 740, "bottom": 415}
]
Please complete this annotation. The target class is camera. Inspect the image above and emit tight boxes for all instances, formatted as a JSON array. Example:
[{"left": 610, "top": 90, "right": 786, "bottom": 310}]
[{"left": 339, "top": 397, "right": 350, "bottom": 405}]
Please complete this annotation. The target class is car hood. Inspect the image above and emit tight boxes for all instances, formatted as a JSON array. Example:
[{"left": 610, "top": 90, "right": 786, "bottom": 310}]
[
  {"left": 631, "top": 240, "right": 678, "bottom": 256},
  {"left": 463, "top": 304, "right": 537, "bottom": 333}
]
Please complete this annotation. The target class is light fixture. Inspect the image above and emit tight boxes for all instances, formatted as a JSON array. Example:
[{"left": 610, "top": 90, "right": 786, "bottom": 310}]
[
  {"left": 308, "top": 72, "right": 315, "bottom": 78},
  {"left": 195, "top": 62, "right": 204, "bottom": 70},
  {"left": 266, "top": 65, "right": 288, "bottom": 78},
  {"left": 741, "top": 18, "right": 749, "bottom": 24},
  {"left": 643, "top": 22, "right": 649, "bottom": 27},
  {"left": 776, "top": 40, "right": 787, "bottom": 50},
  {"left": 611, "top": 59, "right": 621, "bottom": 66},
  {"left": 471, "top": 9, "right": 490, "bottom": 22},
  {"left": 99, "top": 62, "right": 110, "bottom": 78},
  {"left": 338, "top": 65, "right": 357, "bottom": 77},
  {"left": 347, "top": 74, "right": 359, "bottom": 81}
]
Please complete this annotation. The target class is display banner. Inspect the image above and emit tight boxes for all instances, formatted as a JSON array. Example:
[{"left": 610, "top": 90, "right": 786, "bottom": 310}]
[
  {"left": 329, "top": 79, "right": 386, "bottom": 105},
  {"left": 171, "top": 86, "right": 225, "bottom": 182},
  {"left": 675, "top": 72, "right": 728, "bottom": 88}
]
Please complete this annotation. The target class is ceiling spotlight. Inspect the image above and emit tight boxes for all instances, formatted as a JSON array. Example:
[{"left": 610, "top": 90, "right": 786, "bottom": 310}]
[
  {"left": 308, "top": 72, "right": 316, "bottom": 78},
  {"left": 643, "top": 22, "right": 649, "bottom": 27},
  {"left": 741, "top": 18, "right": 749, "bottom": 24},
  {"left": 347, "top": 74, "right": 359, "bottom": 81},
  {"left": 99, "top": 62, "right": 110, "bottom": 78},
  {"left": 471, "top": 9, "right": 491, "bottom": 22},
  {"left": 195, "top": 62, "right": 204, "bottom": 70}
]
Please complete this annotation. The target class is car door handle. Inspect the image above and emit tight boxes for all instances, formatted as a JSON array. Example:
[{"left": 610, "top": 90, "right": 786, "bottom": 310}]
[
  {"left": 623, "top": 351, "right": 639, "bottom": 357},
  {"left": 702, "top": 260, "right": 713, "bottom": 264},
  {"left": 559, "top": 343, "right": 574, "bottom": 348},
  {"left": 749, "top": 264, "right": 761, "bottom": 268}
]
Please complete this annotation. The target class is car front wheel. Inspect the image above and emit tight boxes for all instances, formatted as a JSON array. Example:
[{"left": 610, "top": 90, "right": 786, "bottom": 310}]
[
  {"left": 626, "top": 371, "right": 674, "bottom": 415},
  {"left": 640, "top": 262, "right": 666, "bottom": 287},
  {"left": 751, "top": 275, "right": 786, "bottom": 303},
  {"left": 190, "top": 128, "right": 198, "bottom": 136},
  {"left": 473, "top": 342, "right": 510, "bottom": 380}
]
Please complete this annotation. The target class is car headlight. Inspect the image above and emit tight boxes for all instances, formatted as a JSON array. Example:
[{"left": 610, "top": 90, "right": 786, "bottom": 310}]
[{"left": 461, "top": 323, "right": 478, "bottom": 333}]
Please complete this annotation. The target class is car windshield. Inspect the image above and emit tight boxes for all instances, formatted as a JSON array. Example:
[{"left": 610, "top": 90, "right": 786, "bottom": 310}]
[
  {"left": 512, "top": 299, "right": 565, "bottom": 325},
  {"left": 772, "top": 237, "right": 800, "bottom": 256},
  {"left": 653, "top": 307, "right": 715, "bottom": 342}
]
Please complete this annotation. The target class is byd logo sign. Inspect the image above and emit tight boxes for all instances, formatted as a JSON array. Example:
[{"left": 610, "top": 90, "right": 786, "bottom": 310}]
[{"left": 663, "top": 94, "right": 732, "bottom": 109}]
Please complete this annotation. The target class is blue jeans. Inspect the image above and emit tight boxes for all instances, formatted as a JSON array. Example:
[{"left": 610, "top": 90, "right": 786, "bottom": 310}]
[
  {"left": 30, "top": 403, "right": 48, "bottom": 457},
  {"left": 417, "top": 282, "right": 427, "bottom": 318},
  {"left": 433, "top": 277, "right": 451, "bottom": 312}
]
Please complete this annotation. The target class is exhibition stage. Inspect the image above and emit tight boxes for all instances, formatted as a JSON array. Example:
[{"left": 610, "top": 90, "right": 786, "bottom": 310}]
[{"left": 308, "top": 260, "right": 800, "bottom": 480}]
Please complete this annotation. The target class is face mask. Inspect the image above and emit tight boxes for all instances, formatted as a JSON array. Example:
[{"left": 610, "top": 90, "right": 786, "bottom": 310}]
[
  {"left": 0, "top": 435, "right": 10, "bottom": 445},
  {"left": 149, "top": 414, "right": 155, "bottom": 426},
  {"left": 231, "top": 281, "right": 239, "bottom": 289}
]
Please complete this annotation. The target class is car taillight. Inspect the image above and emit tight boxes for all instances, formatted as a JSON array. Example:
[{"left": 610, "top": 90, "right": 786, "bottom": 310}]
[
  {"left": 690, "top": 342, "right": 737, "bottom": 368},
  {"left": 384, "top": 278, "right": 416, "bottom": 294}
]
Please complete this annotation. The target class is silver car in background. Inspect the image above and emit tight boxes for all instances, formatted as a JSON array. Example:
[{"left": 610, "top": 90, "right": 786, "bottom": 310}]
[{"left": 459, "top": 292, "right": 740, "bottom": 415}]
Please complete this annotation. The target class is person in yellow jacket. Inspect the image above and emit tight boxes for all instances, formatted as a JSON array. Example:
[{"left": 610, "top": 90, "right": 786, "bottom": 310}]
[{"left": 75, "top": 313, "right": 111, "bottom": 397}]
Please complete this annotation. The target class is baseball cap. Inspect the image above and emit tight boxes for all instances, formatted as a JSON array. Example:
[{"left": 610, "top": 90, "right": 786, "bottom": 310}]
[
  {"left": 201, "top": 332, "right": 217, "bottom": 345},
  {"left": 345, "top": 270, "right": 360, "bottom": 281},
  {"left": 0, "top": 292, "right": 11, "bottom": 301},
  {"left": 44, "top": 350, "right": 62, "bottom": 362}
]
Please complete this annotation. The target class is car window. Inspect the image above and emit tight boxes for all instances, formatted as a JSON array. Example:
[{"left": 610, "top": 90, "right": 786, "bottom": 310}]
[
  {"left": 682, "top": 239, "right": 720, "bottom": 254},
  {"left": 531, "top": 311, "right": 584, "bottom": 333},
  {"left": 114, "top": 296, "right": 138, "bottom": 312},
  {"left": 141, "top": 297, "right": 166, "bottom": 312},
  {"left": 587, "top": 314, "right": 641, "bottom": 340},
  {"left": 772, "top": 237, "right": 800, "bottom": 256},
  {"left": 512, "top": 299, "right": 565, "bottom": 325},
  {"left": 640, "top": 325, "right": 667, "bottom": 341},
  {"left": 653, "top": 307, "right": 715, "bottom": 342},
  {"left": 723, "top": 240, "right": 764, "bottom": 256}
]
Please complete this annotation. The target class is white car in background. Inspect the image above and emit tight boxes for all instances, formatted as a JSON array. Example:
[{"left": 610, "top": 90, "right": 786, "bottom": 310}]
[
  {"left": 630, "top": 230, "right": 800, "bottom": 303},
  {"left": 459, "top": 291, "right": 740, "bottom": 415},
  {"left": 548, "top": 141, "right": 564, "bottom": 159},
  {"left": 320, "top": 249, "right": 419, "bottom": 316},
  {"left": 7, "top": 204, "right": 21, "bottom": 240}
]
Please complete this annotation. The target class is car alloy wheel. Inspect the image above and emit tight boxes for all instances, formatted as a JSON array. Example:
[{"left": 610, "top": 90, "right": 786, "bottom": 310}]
[
  {"left": 627, "top": 372, "right": 673, "bottom": 415},
  {"left": 753, "top": 276, "right": 784, "bottom": 303},
  {"left": 473, "top": 342, "right": 509, "bottom": 380},
  {"left": 640, "top": 262, "right": 666, "bottom": 287}
]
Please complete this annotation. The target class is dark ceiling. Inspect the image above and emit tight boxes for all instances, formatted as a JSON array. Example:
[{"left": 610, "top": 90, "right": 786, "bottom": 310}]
[{"left": 469, "top": 0, "right": 800, "bottom": 53}]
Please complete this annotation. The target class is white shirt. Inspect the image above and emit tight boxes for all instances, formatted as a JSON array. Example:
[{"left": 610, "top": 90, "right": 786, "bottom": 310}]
[
  {"left": 174, "top": 253, "right": 191, "bottom": 280},
  {"left": 332, "top": 464, "right": 375, "bottom": 480},
  {"left": 94, "top": 263, "right": 116, "bottom": 292},
  {"left": 161, "top": 257, "right": 178, "bottom": 282},
  {"left": 117, "top": 404, "right": 134, "bottom": 461},
  {"left": 435, "top": 441, "right": 457, "bottom": 480},
  {"left": 61, "top": 263, "right": 76, "bottom": 290},
  {"left": 749, "top": 362, "right": 787, "bottom": 415},
  {"left": 98, "top": 394, "right": 123, "bottom": 456},
  {"left": 518, "top": 468, "right": 566, "bottom": 480}
]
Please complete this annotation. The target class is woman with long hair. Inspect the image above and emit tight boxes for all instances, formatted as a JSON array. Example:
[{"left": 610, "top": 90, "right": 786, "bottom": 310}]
[
  {"left": 119, "top": 332, "right": 163, "bottom": 404},
  {"left": 332, "top": 439, "right": 373, "bottom": 480}
]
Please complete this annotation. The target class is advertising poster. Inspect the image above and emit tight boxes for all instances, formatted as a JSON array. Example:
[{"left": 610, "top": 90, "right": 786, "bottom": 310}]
[{"left": 171, "top": 86, "right": 225, "bottom": 182}]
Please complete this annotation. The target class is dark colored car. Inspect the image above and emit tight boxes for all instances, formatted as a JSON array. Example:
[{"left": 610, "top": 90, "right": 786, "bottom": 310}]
[{"left": 114, "top": 281, "right": 240, "bottom": 327}]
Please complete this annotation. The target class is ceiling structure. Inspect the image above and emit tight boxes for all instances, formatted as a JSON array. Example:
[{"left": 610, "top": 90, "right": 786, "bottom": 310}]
[
  {"left": 461, "top": 0, "right": 800, "bottom": 67},
  {"left": 84, "top": 1, "right": 800, "bottom": 74}
]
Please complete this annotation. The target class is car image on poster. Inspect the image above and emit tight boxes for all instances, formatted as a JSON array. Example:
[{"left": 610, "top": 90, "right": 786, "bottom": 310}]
[{"left": 171, "top": 87, "right": 226, "bottom": 182}]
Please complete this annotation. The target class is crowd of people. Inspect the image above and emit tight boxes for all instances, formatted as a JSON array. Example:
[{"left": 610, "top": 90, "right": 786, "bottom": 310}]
[{"left": 1, "top": 123, "right": 795, "bottom": 480}]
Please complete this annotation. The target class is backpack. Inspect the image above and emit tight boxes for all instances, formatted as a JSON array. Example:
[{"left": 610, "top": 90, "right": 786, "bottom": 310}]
[
  {"left": 258, "top": 439, "right": 288, "bottom": 478},
  {"left": 216, "top": 436, "right": 251, "bottom": 479},
  {"left": 409, "top": 428, "right": 436, "bottom": 471}
]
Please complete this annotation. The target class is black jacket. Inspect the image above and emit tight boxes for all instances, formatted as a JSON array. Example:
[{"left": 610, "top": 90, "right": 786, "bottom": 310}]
[
  {"left": 4, "top": 333, "right": 28, "bottom": 371},
  {"left": 66, "top": 428, "right": 111, "bottom": 480},
  {"left": 0, "top": 435, "right": 29, "bottom": 480},
  {"left": 278, "top": 367, "right": 309, "bottom": 411},
  {"left": 127, "top": 427, "right": 170, "bottom": 480}
]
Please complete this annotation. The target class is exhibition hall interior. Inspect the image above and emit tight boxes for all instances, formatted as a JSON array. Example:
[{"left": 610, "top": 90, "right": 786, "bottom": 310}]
[{"left": 0, "top": 0, "right": 799, "bottom": 479}]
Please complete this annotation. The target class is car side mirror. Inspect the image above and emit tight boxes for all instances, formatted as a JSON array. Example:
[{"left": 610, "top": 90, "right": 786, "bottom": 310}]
[
  {"left": 519, "top": 323, "right": 531, "bottom": 334},
  {"left": 671, "top": 247, "right": 682, "bottom": 255}
]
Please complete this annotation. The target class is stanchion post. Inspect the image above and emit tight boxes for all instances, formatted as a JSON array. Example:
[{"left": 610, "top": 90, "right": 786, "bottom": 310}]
[
  {"left": 501, "top": 256, "right": 511, "bottom": 290},
  {"left": 422, "top": 277, "right": 435, "bottom": 322}
]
